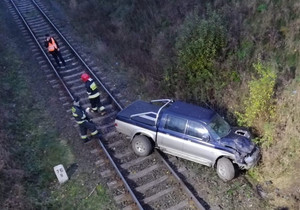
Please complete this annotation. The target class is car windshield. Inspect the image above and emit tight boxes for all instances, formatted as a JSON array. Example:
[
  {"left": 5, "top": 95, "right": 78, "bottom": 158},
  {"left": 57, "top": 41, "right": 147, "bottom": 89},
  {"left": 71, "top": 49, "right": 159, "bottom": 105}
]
[{"left": 208, "top": 114, "right": 231, "bottom": 138}]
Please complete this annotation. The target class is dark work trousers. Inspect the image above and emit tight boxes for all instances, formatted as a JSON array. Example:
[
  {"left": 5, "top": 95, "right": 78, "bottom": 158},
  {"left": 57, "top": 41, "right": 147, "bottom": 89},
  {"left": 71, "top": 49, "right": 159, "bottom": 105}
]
[
  {"left": 79, "top": 120, "right": 98, "bottom": 140},
  {"left": 49, "top": 49, "right": 66, "bottom": 66},
  {"left": 89, "top": 96, "right": 101, "bottom": 112}
]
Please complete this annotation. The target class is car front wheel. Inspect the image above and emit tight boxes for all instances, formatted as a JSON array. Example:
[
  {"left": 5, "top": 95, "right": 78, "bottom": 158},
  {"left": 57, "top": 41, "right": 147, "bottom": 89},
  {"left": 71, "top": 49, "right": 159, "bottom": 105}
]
[
  {"left": 132, "top": 135, "right": 153, "bottom": 157},
  {"left": 216, "top": 157, "right": 235, "bottom": 181}
]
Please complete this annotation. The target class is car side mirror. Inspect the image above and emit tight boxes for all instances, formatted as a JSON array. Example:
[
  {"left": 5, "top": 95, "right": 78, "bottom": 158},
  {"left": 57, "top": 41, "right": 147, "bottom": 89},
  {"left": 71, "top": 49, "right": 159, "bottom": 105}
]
[{"left": 203, "top": 134, "right": 210, "bottom": 142}]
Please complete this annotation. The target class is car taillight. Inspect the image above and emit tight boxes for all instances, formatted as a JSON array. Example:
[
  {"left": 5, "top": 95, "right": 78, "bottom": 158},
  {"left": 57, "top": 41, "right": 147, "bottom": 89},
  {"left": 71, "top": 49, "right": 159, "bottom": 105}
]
[{"left": 115, "top": 123, "right": 118, "bottom": 127}]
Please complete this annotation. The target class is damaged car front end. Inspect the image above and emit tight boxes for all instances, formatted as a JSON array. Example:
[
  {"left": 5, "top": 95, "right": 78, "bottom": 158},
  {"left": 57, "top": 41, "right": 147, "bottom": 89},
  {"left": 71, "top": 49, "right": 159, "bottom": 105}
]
[
  {"left": 220, "top": 128, "right": 261, "bottom": 170},
  {"left": 208, "top": 114, "right": 261, "bottom": 171}
]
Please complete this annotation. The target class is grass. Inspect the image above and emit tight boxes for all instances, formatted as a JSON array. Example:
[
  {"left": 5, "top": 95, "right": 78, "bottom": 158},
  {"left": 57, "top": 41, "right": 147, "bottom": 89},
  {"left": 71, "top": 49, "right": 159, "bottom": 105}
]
[
  {"left": 257, "top": 4, "right": 267, "bottom": 13},
  {"left": 0, "top": 47, "right": 113, "bottom": 209},
  {"left": 48, "top": 0, "right": 300, "bottom": 208},
  {"left": 254, "top": 82, "right": 300, "bottom": 208},
  {"left": 0, "top": 51, "right": 73, "bottom": 185},
  {"left": 49, "top": 178, "right": 116, "bottom": 209},
  {"left": 0, "top": 2, "right": 117, "bottom": 208},
  {"left": 237, "top": 40, "right": 254, "bottom": 61}
]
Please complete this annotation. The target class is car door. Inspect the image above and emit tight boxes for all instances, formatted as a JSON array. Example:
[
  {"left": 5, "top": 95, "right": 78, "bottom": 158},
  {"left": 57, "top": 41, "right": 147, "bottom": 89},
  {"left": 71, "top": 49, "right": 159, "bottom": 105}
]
[
  {"left": 157, "top": 114, "right": 187, "bottom": 157},
  {"left": 183, "top": 120, "right": 217, "bottom": 166}
]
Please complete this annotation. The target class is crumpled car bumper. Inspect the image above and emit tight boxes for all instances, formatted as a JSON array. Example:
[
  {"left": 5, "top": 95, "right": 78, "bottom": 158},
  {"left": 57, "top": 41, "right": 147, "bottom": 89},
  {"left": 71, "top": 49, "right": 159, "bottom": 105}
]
[{"left": 239, "top": 147, "right": 261, "bottom": 169}]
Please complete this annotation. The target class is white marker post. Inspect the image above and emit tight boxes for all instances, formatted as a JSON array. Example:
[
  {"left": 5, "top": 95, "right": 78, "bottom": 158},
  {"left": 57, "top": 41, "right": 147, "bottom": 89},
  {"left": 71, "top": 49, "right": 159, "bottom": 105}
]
[{"left": 54, "top": 164, "right": 69, "bottom": 184}]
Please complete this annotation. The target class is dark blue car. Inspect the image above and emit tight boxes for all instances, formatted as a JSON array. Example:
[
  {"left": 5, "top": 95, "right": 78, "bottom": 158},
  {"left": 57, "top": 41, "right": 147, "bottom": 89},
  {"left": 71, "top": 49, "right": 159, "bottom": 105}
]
[{"left": 115, "top": 99, "right": 260, "bottom": 181}]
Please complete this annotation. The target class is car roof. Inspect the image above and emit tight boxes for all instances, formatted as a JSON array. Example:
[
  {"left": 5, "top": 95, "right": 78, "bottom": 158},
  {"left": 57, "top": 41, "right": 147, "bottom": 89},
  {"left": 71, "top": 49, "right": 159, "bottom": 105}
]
[{"left": 164, "top": 101, "right": 216, "bottom": 124}]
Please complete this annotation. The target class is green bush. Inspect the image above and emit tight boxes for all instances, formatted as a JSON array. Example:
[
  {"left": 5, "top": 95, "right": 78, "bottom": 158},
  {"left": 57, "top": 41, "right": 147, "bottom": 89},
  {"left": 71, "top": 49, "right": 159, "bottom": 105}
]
[
  {"left": 236, "top": 62, "right": 276, "bottom": 127},
  {"left": 257, "top": 4, "right": 267, "bottom": 13},
  {"left": 237, "top": 40, "right": 254, "bottom": 60},
  {"left": 258, "top": 122, "right": 275, "bottom": 147},
  {"left": 168, "top": 9, "right": 227, "bottom": 101}
]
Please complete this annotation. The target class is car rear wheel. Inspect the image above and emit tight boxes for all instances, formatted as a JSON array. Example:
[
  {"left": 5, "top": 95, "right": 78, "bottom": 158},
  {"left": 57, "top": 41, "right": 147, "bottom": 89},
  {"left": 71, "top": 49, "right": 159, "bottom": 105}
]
[
  {"left": 132, "top": 135, "right": 153, "bottom": 157},
  {"left": 216, "top": 157, "right": 235, "bottom": 181}
]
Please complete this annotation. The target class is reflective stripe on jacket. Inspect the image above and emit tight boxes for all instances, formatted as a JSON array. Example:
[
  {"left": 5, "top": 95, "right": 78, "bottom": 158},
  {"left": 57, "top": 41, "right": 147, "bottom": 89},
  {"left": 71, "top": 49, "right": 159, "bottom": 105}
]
[
  {"left": 48, "top": 37, "right": 58, "bottom": 52},
  {"left": 85, "top": 78, "right": 100, "bottom": 99},
  {"left": 72, "top": 105, "right": 87, "bottom": 124}
]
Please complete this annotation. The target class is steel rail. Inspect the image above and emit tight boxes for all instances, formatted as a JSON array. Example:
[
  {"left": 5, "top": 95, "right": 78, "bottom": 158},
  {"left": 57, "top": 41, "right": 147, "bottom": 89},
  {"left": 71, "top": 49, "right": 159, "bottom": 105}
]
[
  {"left": 9, "top": 0, "right": 142, "bottom": 208},
  {"left": 155, "top": 151, "right": 206, "bottom": 210},
  {"left": 32, "top": 0, "right": 123, "bottom": 110},
  {"left": 10, "top": 0, "right": 207, "bottom": 209},
  {"left": 8, "top": 0, "right": 74, "bottom": 100},
  {"left": 32, "top": 1, "right": 206, "bottom": 207},
  {"left": 96, "top": 137, "right": 143, "bottom": 209}
]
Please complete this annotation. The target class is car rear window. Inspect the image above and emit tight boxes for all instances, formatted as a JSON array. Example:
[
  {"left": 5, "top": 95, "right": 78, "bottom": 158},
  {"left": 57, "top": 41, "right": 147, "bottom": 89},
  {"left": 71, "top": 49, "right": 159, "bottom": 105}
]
[{"left": 164, "top": 115, "right": 187, "bottom": 133}]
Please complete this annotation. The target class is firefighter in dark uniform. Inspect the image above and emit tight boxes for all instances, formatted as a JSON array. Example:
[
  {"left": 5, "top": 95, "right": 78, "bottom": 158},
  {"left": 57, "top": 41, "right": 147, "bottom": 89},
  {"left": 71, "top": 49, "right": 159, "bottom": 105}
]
[
  {"left": 44, "top": 34, "right": 66, "bottom": 67},
  {"left": 71, "top": 97, "right": 99, "bottom": 142},
  {"left": 81, "top": 73, "right": 106, "bottom": 115}
]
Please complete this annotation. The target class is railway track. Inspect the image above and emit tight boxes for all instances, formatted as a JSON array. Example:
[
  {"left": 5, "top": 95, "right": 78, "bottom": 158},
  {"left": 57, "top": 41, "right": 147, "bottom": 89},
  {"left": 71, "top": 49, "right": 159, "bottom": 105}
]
[{"left": 5, "top": 0, "right": 207, "bottom": 209}]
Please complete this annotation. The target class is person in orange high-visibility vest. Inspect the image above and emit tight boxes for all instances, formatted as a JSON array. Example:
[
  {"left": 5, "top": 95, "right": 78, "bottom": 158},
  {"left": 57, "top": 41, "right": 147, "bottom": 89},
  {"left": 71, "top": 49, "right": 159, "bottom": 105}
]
[{"left": 44, "top": 34, "right": 66, "bottom": 67}]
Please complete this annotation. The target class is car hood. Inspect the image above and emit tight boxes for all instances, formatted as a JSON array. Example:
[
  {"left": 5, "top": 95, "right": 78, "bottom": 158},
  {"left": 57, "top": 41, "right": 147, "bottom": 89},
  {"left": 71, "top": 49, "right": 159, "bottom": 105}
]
[{"left": 220, "top": 128, "right": 255, "bottom": 154}]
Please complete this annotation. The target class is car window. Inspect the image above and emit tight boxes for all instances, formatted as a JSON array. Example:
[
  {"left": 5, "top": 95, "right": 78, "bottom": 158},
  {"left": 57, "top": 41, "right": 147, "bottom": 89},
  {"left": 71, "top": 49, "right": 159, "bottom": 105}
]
[
  {"left": 186, "top": 121, "right": 209, "bottom": 141},
  {"left": 164, "top": 115, "right": 187, "bottom": 133},
  {"left": 208, "top": 114, "right": 230, "bottom": 138}
]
